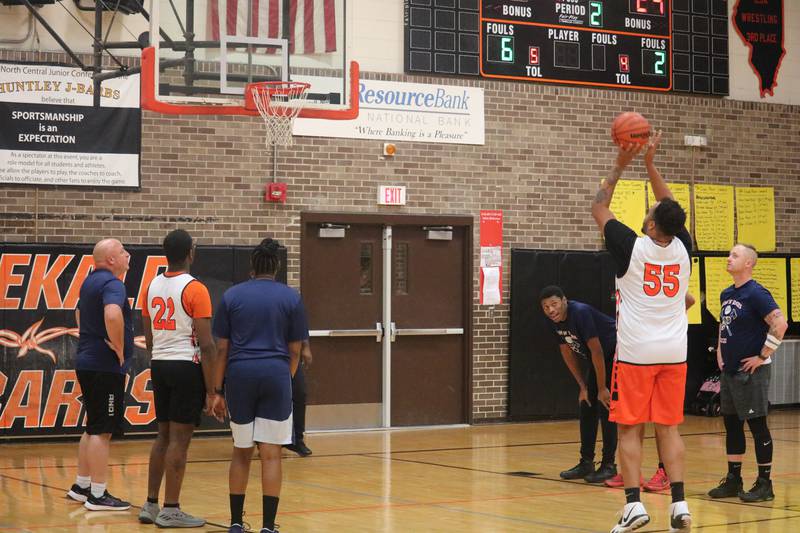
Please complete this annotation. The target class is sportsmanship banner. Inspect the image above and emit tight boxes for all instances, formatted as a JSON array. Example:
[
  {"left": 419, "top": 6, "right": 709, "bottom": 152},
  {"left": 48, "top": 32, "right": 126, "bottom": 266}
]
[
  {"left": 0, "top": 62, "right": 140, "bottom": 188},
  {"left": 0, "top": 244, "right": 286, "bottom": 440}
]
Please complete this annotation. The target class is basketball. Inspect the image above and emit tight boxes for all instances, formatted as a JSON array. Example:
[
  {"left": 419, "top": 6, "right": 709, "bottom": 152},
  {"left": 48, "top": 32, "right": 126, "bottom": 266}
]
[{"left": 611, "top": 112, "right": 651, "bottom": 146}]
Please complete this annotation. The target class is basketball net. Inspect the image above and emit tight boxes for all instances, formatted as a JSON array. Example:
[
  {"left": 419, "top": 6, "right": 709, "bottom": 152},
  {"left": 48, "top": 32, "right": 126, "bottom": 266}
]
[{"left": 250, "top": 81, "right": 311, "bottom": 147}]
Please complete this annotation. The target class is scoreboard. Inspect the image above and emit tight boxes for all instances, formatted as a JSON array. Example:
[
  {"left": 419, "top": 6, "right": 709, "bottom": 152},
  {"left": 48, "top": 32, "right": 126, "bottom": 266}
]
[
  {"left": 481, "top": 0, "right": 672, "bottom": 91},
  {"left": 404, "top": 0, "right": 728, "bottom": 95}
]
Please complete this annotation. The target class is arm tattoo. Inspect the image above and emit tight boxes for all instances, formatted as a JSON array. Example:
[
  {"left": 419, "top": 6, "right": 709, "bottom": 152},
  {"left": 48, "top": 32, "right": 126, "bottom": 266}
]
[
  {"left": 766, "top": 309, "right": 785, "bottom": 338},
  {"left": 594, "top": 188, "right": 609, "bottom": 203}
]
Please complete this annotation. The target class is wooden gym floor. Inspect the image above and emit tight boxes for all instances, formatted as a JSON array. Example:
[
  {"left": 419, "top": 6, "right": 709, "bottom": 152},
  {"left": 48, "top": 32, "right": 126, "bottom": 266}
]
[{"left": 2, "top": 411, "right": 800, "bottom": 532}]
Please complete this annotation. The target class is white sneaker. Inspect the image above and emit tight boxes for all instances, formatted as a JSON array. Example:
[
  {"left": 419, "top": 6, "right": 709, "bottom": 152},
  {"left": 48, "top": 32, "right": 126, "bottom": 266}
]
[
  {"left": 610, "top": 501, "right": 650, "bottom": 533},
  {"left": 669, "top": 500, "right": 692, "bottom": 532}
]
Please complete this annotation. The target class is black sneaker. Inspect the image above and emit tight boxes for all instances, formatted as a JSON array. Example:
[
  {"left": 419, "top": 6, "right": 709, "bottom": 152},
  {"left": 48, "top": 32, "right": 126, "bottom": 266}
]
[
  {"left": 66, "top": 484, "right": 91, "bottom": 503},
  {"left": 584, "top": 462, "right": 617, "bottom": 484},
  {"left": 559, "top": 459, "right": 595, "bottom": 480},
  {"left": 708, "top": 473, "right": 743, "bottom": 498},
  {"left": 84, "top": 490, "right": 131, "bottom": 511},
  {"left": 284, "top": 441, "right": 312, "bottom": 457},
  {"left": 739, "top": 477, "right": 774, "bottom": 502}
]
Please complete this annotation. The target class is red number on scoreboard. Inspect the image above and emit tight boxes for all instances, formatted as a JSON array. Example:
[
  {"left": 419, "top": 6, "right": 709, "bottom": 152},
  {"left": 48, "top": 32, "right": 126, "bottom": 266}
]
[
  {"left": 619, "top": 54, "right": 630, "bottom": 73},
  {"left": 529, "top": 46, "right": 539, "bottom": 65},
  {"left": 637, "top": 0, "right": 665, "bottom": 15}
]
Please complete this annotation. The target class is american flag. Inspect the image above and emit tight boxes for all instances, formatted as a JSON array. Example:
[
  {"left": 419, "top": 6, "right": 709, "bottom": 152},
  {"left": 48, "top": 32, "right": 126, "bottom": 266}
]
[{"left": 208, "top": 0, "right": 337, "bottom": 55}]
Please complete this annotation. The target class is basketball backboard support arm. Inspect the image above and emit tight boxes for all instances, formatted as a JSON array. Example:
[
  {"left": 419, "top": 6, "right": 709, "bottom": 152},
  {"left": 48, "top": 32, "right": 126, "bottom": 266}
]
[{"left": 141, "top": 47, "right": 359, "bottom": 119}]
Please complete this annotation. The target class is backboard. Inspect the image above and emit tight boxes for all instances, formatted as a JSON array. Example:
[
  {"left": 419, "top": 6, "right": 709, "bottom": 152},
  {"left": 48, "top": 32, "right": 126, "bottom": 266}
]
[{"left": 149, "top": 0, "right": 351, "bottom": 112}]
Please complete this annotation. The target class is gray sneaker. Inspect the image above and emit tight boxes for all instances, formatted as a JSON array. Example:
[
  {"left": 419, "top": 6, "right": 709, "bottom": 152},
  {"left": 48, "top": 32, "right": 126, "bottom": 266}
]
[
  {"left": 155, "top": 507, "right": 206, "bottom": 528},
  {"left": 139, "top": 501, "right": 160, "bottom": 524}
]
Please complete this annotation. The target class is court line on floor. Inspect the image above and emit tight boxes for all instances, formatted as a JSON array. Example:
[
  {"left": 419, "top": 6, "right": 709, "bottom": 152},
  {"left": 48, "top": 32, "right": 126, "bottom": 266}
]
[
  {"left": 3, "top": 421, "right": 799, "bottom": 473},
  {"left": 645, "top": 513, "right": 800, "bottom": 532},
  {"left": 0, "top": 472, "right": 231, "bottom": 531},
  {"left": 364, "top": 453, "right": 800, "bottom": 514}
]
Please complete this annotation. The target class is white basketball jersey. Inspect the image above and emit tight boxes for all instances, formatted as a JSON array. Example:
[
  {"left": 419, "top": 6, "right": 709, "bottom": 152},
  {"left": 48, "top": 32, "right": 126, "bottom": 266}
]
[
  {"left": 616, "top": 236, "right": 691, "bottom": 365},
  {"left": 147, "top": 273, "right": 200, "bottom": 362}
]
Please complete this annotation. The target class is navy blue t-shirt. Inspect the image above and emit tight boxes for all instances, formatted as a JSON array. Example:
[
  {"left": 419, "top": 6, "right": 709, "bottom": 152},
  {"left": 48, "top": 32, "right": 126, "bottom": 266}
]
[
  {"left": 213, "top": 279, "right": 309, "bottom": 363},
  {"left": 719, "top": 279, "right": 779, "bottom": 374},
  {"left": 549, "top": 300, "right": 617, "bottom": 362},
  {"left": 76, "top": 269, "right": 134, "bottom": 373}
]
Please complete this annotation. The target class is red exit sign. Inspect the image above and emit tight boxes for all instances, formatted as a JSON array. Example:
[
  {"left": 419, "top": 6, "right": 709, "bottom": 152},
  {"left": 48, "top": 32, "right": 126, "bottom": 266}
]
[{"left": 377, "top": 185, "right": 407, "bottom": 205}]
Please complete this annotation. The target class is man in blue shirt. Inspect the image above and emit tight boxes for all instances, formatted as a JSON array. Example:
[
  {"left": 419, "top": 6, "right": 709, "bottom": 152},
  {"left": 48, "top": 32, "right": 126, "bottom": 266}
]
[
  {"left": 210, "top": 238, "right": 308, "bottom": 533},
  {"left": 708, "top": 244, "right": 788, "bottom": 502},
  {"left": 540, "top": 285, "right": 618, "bottom": 484},
  {"left": 66, "top": 238, "right": 133, "bottom": 511}
]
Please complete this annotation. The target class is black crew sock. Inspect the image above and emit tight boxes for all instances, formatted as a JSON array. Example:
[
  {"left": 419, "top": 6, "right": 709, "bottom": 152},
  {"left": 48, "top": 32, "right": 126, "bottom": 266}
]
[
  {"left": 758, "top": 464, "right": 772, "bottom": 480},
  {"left": 230, "top": 494, "right": 245, "bottom": 526},
  {"left": 164, "top": 502, "right": 179, "bottom": 508},
  {"left": 147, "top": 496, "right": 159, "bottom": 504},
  {"left": 728, "top": 461, "right": 742, "bottom": 479},
  {"left": 671, "top": 481, "right": 685, "bottom": 503},
  {"left": 624, "top": 487, "right": 640, "bottom": 504},
  {"left": 658, "top": 462, "right": 665, "bottom": 470},
  {"left": 262, "top": 495, "right": 280, "bottom": 530}
]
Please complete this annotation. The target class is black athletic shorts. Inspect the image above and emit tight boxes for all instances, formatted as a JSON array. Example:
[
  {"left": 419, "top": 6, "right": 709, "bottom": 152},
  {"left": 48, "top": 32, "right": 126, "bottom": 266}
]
[
  {"left": 151, "top": 360, "right": 206, "bottom": 425},
  {"left": 76, "top": 370, "right": 126, "bottom": 436}
]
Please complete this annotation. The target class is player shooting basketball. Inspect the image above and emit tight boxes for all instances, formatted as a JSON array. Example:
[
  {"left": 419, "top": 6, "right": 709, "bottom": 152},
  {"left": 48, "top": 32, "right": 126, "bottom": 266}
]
[{"left": 591, "top": 131, "right": 693, "bottom": 533}]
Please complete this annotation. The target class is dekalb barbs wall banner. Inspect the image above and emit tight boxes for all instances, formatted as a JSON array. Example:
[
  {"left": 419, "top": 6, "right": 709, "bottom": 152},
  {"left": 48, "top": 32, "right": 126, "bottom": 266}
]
[
  {"left": 0, "top": 63, "right": 140, "bottom": 188},
  {"left": 0, "top": 244, "right": 286, "bottom": 439}
]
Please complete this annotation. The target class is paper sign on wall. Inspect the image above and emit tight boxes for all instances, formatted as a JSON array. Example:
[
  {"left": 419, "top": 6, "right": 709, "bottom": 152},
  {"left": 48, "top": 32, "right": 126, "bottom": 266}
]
[{"left": 480, "top": 210, "right": 503, "bottom": 305}]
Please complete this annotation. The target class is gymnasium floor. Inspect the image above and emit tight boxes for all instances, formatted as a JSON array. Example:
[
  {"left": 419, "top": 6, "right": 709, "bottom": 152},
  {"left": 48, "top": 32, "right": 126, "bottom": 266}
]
[{"left": 2, "top": 411, "right": 800, "bottom": 532}]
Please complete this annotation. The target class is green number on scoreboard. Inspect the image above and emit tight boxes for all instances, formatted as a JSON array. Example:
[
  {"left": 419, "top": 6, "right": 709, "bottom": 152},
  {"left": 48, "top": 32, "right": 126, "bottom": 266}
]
[
  {"left": 501, "top": 37, "right": 514, "bottom": 62},
  {"left": 590, "top": 2, "right": 603, "bottom": 27}
]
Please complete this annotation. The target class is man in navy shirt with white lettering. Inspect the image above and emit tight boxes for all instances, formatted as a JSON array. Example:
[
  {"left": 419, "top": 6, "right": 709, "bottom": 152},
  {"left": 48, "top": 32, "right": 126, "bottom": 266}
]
[
  {"left": 540, "top": 286, "right": 618, "bottom": 484},
  {"left": 67, "top": 238, "right": 133, "bottom": 511},
  {"left": 708, "top": 244, "right": 788, "bottom": 502}
]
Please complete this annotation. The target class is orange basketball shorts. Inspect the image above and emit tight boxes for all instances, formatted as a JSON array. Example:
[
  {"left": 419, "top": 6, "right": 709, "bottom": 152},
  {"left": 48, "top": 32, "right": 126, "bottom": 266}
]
[{"left": 609, "top": 360, "right": 687, "bottom": 426}]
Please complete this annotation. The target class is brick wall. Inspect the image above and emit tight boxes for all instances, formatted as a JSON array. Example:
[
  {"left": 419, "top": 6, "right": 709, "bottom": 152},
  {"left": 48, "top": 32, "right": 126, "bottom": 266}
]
[{"left": 2, "top": 50, "right": 799, "bottom": 420}]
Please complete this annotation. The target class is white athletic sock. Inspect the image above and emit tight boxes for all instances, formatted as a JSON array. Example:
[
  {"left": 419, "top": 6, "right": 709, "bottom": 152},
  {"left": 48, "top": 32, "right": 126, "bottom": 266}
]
[
  {"left": 76, "top": 475, "right": 91, "bottom": 489},
  {"left": 90, "top": 482, "right": 106, "bottom": 498}
]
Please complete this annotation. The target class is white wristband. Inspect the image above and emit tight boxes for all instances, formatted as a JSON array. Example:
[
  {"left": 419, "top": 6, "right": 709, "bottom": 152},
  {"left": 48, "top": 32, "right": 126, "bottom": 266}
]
[{"left": 764, "top": 334, "right": 780, "bottom": 350}]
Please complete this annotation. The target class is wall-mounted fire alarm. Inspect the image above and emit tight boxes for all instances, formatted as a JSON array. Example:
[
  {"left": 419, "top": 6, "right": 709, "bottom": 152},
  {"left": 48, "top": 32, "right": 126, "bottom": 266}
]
[{"left": 265, "top": 182, "right": 287, "bottom": 203}]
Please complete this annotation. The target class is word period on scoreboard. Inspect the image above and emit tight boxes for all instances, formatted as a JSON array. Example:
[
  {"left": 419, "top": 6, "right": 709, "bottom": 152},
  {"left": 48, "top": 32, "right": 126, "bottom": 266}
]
[{"left": 480, "top": 0, "right": 672, "bottom": 91}]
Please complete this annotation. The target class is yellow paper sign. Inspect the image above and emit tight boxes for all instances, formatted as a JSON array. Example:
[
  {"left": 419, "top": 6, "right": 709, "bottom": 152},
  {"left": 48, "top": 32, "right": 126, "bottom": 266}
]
[
  {"left": 791, "top": 258, "right": 800, "bottom": 322},
  {"left": 647, "top": 182, "right": 692, "bottom": 233},
  {"left": 688, "top": 257, "right": 701, "bottom": 324},
  {"left": 704, "top": 257, "right": 730, "bottom": 320},
  {"left": 694, "top": 184, "right": 734, "bottom": 251},
  {"left": 736, "top": 187, "right": 776, "bottom": 252},
  {"left": 610, "top": 180, "right": 647, "bottom": 235},
  {"left": 753, "top": 258, "right": 787, "bottom": 315}
]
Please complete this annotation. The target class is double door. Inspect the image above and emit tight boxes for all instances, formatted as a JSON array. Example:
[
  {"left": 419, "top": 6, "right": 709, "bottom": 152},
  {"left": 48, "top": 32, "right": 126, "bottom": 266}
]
[{"left": 300, "top": 214, "right": 472, "bottom": 428}]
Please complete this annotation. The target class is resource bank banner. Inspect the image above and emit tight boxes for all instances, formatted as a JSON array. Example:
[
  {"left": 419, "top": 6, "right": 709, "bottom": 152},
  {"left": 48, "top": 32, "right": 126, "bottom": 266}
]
[
  {"left": 294, "top": 78, "right": 485, "bottom": 145},
  {"left": 0, "top": 244, "right": 285, "bottom": 439},
  {"left": 0, "top": 63, "right": 140, "bottom": 188}
]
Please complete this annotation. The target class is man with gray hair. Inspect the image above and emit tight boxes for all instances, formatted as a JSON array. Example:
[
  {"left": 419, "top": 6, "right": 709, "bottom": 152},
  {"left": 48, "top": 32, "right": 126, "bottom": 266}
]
[{"left": 708, "top": 243, "right": 788, "bottom": 502}]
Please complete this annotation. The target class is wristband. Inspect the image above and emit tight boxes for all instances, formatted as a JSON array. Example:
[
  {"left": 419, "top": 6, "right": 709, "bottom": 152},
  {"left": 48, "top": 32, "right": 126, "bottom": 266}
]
[{"left": 764, "top": 334, "right": 780, "bottom": 351}]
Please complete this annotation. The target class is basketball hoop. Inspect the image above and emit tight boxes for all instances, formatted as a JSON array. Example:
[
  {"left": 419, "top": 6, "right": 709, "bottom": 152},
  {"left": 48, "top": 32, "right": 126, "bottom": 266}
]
[{"left": 247, "top": 81, "right": 311, "bottom": 146}]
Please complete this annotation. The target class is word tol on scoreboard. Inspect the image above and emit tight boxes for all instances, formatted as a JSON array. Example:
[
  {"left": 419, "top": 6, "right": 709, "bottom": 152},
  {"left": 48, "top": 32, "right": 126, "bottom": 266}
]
[{"left": 480, "top": 0, "right": 672, "bottom": 91}]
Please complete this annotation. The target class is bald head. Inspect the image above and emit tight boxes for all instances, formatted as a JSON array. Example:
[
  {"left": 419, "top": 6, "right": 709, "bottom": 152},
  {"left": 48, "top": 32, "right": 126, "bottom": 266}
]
[
  {"left": 726, "top": 243, "right": 758, "bottom": 277},
  {"left": 93, "top": 238, "right": 130, "bottom": 276}
]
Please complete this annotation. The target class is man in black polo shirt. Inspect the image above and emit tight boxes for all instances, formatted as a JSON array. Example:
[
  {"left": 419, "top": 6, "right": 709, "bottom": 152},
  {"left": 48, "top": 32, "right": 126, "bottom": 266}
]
[{"left": 66, "top": 238, "right": 133, "bottom": 511}]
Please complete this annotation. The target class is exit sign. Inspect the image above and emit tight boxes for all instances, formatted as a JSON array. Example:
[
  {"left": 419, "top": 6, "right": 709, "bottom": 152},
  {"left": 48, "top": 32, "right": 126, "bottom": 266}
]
[{"left": 377, "top": 185, "right": 406, "bottom": 206}]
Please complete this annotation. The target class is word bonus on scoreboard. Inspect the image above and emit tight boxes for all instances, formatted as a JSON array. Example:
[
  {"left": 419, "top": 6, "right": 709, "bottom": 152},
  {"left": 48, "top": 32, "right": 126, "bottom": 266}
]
[{"left": 480, "top": 0, "right": 671, "bottom": 91}]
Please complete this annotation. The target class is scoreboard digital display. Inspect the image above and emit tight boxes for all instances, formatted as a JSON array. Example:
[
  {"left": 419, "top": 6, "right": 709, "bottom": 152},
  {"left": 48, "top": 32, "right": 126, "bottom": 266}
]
[{"left": 480, "top": 0, "right": 673, "bottom": 91}]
